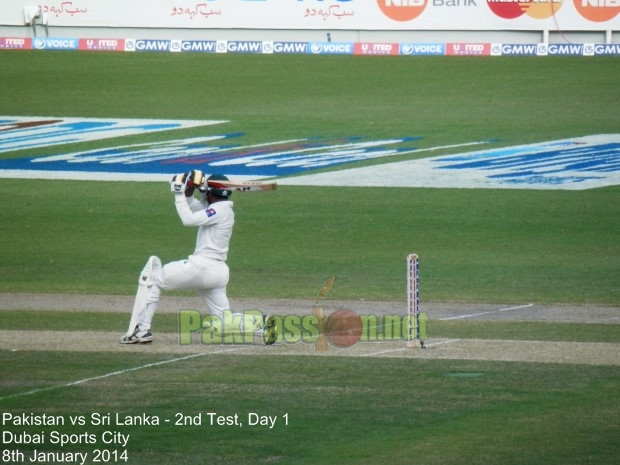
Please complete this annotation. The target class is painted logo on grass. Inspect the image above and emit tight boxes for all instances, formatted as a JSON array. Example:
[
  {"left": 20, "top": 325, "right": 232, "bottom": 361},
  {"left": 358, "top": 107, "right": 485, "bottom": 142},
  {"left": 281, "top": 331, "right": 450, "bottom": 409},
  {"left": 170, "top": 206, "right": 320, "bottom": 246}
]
[
  {"left": 0, "top": 116, "right": 498, "bottom": 182},
  {"left": 0, "top": 134, "right": 422, "bottom": 177},
  {"left": 435, "top": 134, "right": 620, "bottom": 189},
  {"left": 279, "top": 135, "right": 620, "bottom": 190},
  {"left": 0, "top": 116, "right": 226, "bottom": 154}
]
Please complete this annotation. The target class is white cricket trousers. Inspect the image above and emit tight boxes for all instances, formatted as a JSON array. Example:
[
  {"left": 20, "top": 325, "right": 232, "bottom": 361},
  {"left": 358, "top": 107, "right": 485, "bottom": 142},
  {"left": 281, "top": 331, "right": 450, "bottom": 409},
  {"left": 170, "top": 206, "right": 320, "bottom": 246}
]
[{"left": 126, "top": 255, "right": 230, "bottom": 335}]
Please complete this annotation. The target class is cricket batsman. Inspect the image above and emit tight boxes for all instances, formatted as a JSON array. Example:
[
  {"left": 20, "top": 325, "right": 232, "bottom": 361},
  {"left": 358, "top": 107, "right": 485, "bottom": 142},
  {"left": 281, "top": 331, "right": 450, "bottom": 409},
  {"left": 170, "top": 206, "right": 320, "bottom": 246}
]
[{"left": 120, "top": 170, "right": 277, "bottom": 345}]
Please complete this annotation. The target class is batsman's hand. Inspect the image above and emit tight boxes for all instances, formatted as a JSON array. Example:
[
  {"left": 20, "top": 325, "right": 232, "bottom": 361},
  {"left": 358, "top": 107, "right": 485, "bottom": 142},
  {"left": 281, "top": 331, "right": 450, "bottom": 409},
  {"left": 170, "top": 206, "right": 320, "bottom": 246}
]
[
  {"left": 170, "top": 173, "right": 188, "bottom": 195},
  {"left": 186, "top": 169, "right": 205, "bottom": 188}
]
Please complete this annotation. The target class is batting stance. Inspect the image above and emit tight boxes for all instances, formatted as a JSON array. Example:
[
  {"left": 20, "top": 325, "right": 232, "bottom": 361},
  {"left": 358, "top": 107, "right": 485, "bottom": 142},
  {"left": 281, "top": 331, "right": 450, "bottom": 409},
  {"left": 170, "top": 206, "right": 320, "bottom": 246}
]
[{"left": 120, "top": 171, "right": 269, "bottom": 344}]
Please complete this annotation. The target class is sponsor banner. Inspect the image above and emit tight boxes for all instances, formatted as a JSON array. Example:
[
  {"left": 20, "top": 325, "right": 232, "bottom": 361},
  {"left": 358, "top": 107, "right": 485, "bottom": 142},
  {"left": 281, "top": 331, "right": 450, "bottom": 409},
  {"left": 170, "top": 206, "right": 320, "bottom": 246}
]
[
  {"left": 125, "top": 39, "right": 171, "bottom": 52},
  {"left": 177, "top": 40, "right": 218, "bottom": 53},
  {"left": 400, "top": 43, "right": 446, "bottom": 55},
  {"left": 307, "top": 42, "right": 354, "bottom": 55},
  {"left": 278, "top": 135, "right": 620, "bottom": 190},
  {"left": 2, "top": 0, "right": 618, "bottom": 30},
  {"left": 0, "top": 117, "right": 227, "bottom": 154},
  {"left": 446, "top": 43, "right": 491, "bottom": 56},
  {"left": 546, "top": 43, "right": 585, "bottom": 55},
  {"left": 2, "top": 37, "right": 619, "bottom": 56},
  {"left": 269, "top": 41, "right": 309, "bottom": 54},
  {"left": 592, "top": 43, "right": 620, "bottom": 55},
  {"left": 491, "top": 42, "right": 620, "bottom": 56},
  {"left": 32, "top": 37, "right": 79, "bottom": 50},
  {"left": 491, "top": 43, "right": 540, "bottom": 56},
  {"left": 78, "top": 38, "right": 125, "bottom": 51},
  {"left": 224, "top": 40, "right": 264, "bottom": 54},
  {"left": 354, "top": 42, "right": 400, "bottom": 56},
  {"left": 0, "top": 37, "right": 31, "bottom": 50}
]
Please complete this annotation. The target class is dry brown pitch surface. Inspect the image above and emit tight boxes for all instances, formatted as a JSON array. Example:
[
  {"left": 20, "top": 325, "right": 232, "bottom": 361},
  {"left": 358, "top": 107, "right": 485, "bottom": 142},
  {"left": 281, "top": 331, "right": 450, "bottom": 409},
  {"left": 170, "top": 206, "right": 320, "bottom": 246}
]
[{"left": 1, "top": 293, "right": 618, "bottom": 366}]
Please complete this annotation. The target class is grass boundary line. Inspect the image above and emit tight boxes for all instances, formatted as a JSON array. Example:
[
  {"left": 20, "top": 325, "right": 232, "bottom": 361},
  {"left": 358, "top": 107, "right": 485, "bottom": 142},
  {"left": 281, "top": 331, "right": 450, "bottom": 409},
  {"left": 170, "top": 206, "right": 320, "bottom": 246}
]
[{"left": 0, "top": 346, "right": 244, "bottom": 402}]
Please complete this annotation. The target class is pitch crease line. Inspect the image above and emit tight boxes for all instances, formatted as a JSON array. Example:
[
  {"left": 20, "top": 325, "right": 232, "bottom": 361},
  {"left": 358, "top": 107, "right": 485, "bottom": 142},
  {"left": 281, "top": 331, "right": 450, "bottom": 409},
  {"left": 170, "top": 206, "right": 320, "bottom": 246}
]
[
  {"left": 361, "top": 347, "right": 406, "bottom": 357},
  {"left": 439, "top": 303, "right": 534, "bottom": 321},
  {"left": 425, "top": 339, "right": 461, "bottom": 348},
  {"left": 360, "top": 339, "right": 461, "bottom": 356},
  {"left": 0, "top": 347, "right": 244, "bottom": 401}
]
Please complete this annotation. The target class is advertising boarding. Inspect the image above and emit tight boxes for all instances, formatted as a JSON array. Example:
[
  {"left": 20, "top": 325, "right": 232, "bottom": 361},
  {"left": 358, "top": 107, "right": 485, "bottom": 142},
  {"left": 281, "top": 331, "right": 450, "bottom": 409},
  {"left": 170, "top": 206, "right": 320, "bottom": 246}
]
[{"left": 2, "top": 0, "right": 619, "bottom": 31}]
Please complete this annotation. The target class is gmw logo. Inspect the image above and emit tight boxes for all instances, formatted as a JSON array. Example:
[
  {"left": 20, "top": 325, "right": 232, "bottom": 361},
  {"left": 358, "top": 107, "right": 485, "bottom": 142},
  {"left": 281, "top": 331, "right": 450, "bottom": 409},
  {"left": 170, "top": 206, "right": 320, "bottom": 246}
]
[
  {"left": 227, "top": 41, "right": 263, "bottom": 53},
  {"left": 135, "top": 40, "right": 170, "bottom": 51}
]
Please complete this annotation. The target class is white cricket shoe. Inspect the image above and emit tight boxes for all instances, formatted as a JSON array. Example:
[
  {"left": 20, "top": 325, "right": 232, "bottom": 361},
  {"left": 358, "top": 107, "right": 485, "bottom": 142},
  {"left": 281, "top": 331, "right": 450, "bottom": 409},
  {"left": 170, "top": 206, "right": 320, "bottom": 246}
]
[{"left": 120, "top": 328, "right": 153, "bottom": 344}]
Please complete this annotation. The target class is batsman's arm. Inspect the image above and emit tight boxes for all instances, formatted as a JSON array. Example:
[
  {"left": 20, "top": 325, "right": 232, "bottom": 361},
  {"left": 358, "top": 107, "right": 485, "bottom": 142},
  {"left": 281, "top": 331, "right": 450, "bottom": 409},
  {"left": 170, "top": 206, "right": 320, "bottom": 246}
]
[{"left": 174, "top": 195, "right": 219, "bottom": 227}]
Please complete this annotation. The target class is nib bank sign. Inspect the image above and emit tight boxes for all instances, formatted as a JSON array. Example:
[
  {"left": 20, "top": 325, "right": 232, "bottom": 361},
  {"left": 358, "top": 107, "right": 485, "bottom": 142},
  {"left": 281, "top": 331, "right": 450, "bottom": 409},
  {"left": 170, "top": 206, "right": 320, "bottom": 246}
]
[
  {"left": 375, "top": 0, "right": 620, "bottom": 22},
  {"left": 487, "top": 0, "right": 620, "bottom": 22},
  {"left": 377, "top": 0, "right": 429, "bottom": 22}
]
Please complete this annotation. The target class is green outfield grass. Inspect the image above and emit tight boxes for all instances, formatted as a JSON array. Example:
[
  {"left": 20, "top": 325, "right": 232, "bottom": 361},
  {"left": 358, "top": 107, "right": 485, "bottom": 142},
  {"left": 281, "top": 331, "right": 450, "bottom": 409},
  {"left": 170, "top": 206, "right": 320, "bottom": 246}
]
[
  {"left": 1, "top": 52, "right": 619, "bottom": 304},
  {"left": 1, "top": 52, "right": 620, "bottom": 149},
  {"left": 1, "top": 180, "right": 618, "bottom": 303},
  {"left": 1, "top": 351, "right": 618, "bottom": 465},
  {"left": 0, "top": 51, "right": 618, "bottom": 465}
]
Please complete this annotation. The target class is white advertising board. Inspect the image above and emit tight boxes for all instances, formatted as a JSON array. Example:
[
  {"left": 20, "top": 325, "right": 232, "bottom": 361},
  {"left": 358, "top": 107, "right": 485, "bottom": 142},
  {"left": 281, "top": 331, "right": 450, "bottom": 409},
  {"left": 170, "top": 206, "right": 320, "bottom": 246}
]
[{"left": 4, "top": 0, "right": 620, "bottom": 31}]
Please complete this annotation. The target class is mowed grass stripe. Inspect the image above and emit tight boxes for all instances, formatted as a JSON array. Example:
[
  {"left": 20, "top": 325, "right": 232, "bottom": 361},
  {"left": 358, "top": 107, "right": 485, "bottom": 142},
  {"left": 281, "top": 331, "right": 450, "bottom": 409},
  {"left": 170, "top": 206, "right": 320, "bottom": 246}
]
[{"left": 0, "top": 310, "right": 618, "bottom": 343}]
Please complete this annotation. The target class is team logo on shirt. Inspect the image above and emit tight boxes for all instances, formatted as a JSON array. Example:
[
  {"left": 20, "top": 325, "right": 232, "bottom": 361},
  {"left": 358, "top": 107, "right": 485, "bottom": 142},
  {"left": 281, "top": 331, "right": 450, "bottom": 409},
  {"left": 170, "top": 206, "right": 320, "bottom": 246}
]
[{"left": 206, "top": 208, "right": 216, "bottom": 217}]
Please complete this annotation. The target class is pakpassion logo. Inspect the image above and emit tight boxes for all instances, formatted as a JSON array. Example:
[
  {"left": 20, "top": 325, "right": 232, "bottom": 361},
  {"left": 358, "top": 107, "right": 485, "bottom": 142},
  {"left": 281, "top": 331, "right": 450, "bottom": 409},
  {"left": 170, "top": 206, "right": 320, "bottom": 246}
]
[
  {"left": 377, "top": 0, "right": 428, "bottom": 22},
  {"left": 486, "top": 0, "right": 564, "bottom": 20},
  {"left": 178, "top": 309, "right": 429, "bottom": 349},
  {"left": 179, "top": 273, "right": 418, "bottom": 350}
]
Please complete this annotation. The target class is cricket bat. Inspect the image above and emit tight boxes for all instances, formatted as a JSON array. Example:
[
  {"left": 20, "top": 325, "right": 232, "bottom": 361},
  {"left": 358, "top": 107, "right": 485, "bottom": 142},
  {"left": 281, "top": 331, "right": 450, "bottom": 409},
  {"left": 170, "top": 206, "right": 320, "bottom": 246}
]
[
  {"left": 312, "top": 277, "right": 335, "bottom": 352},
  {"left": 208, "top": 179, "right": 277, "bottom": 192},
  {"left": 312, "top": 307, "right": 328, "bottom": 352}
]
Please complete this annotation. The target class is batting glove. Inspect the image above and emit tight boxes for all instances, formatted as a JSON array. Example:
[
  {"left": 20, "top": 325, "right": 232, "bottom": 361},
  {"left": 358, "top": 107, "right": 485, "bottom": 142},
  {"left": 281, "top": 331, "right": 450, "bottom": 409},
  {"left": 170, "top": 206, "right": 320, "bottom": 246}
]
[
  {"left": 170, "top": 173, "right": 188, "bottom": 195},
  {"left": 186, "top": 169, "right": 205, "bottom": 188}
]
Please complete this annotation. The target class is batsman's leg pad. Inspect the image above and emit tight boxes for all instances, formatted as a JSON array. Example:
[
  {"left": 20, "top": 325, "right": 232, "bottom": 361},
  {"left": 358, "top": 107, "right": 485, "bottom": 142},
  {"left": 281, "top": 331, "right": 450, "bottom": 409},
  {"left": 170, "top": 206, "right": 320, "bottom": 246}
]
[
  {"left": 126, "top": 256, "right": 164, "bottom": 336},
  {"left": 138, "top": 256, "right": 165, "bottom": 293}
]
